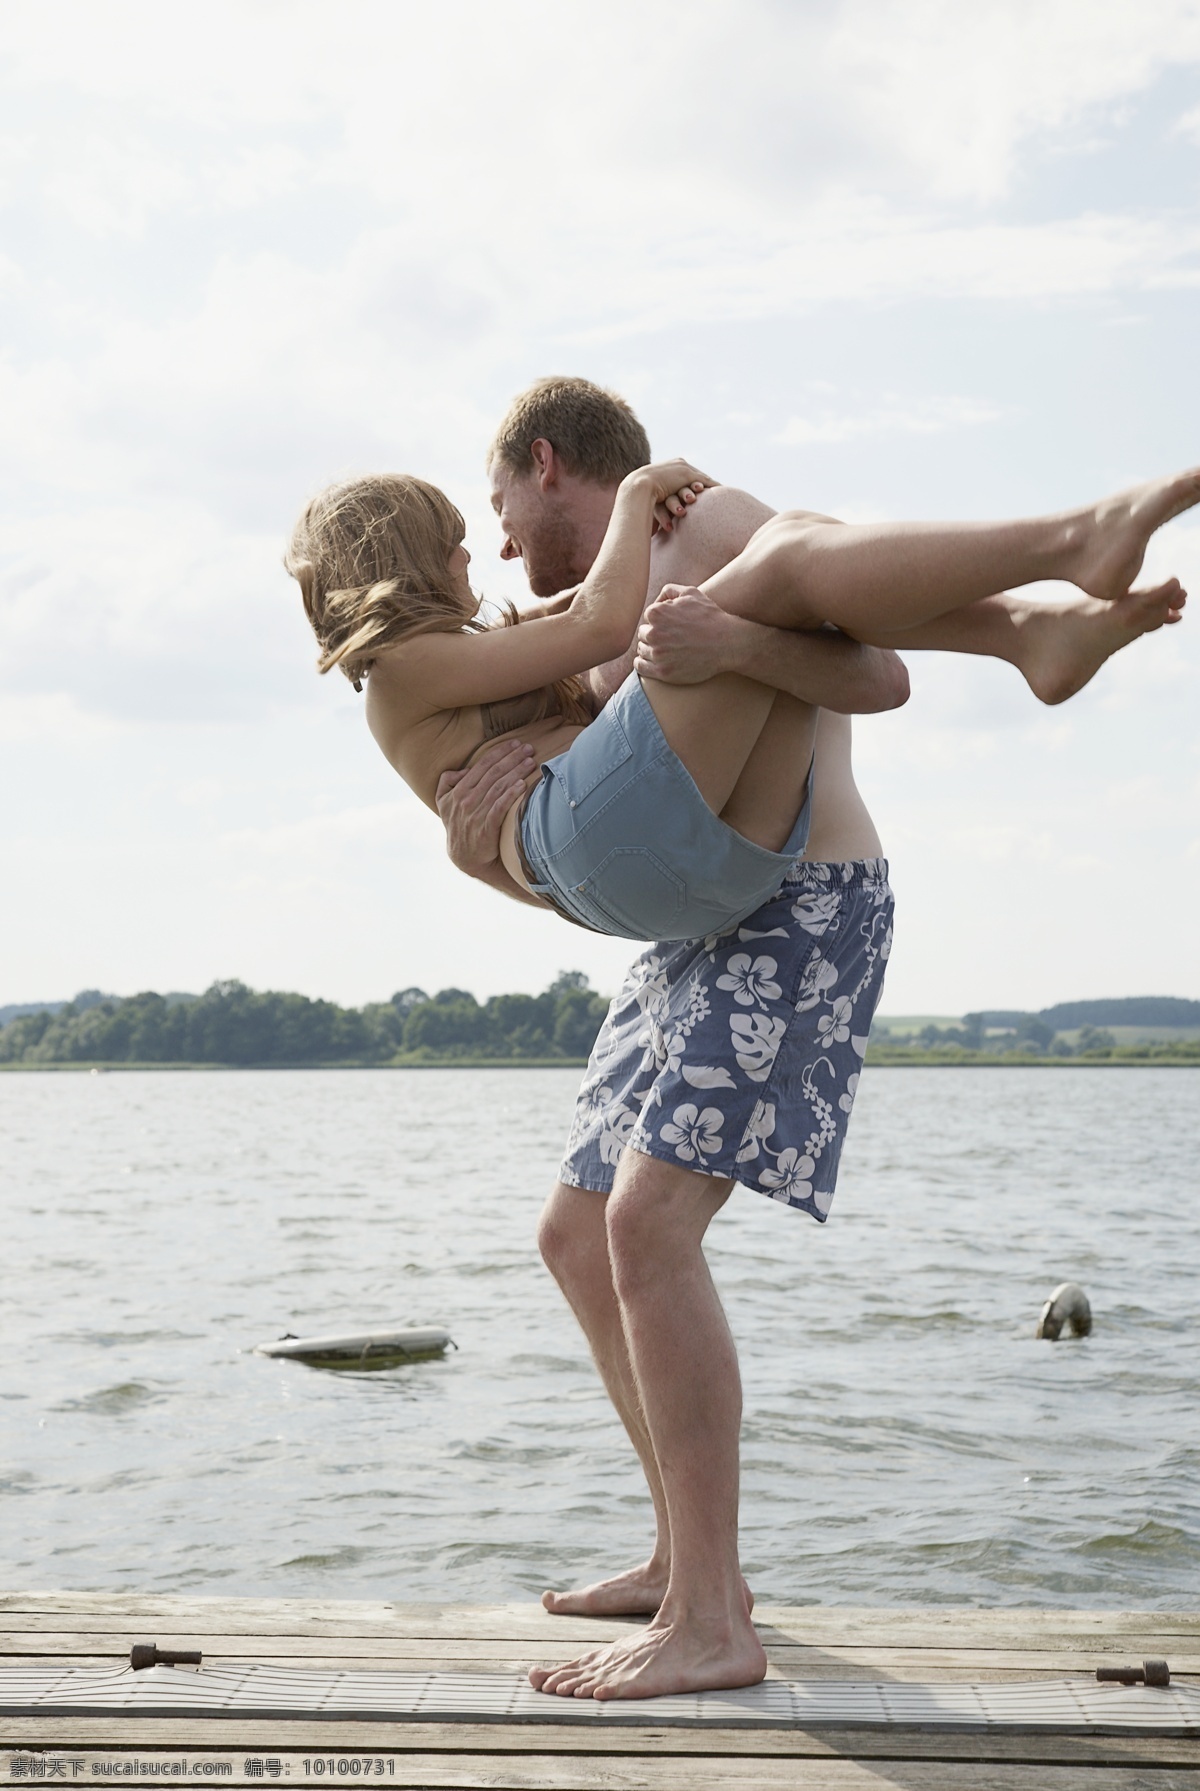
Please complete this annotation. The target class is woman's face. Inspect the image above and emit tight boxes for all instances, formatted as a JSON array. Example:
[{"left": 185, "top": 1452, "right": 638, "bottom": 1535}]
[{"left": 447, "top": 542, "right": 472, "bottom": 598}]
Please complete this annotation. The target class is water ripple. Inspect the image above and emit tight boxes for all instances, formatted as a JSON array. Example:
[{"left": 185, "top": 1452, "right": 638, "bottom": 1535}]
[{"left": 1, "top": 1065, "right": 1198, "bottom": 1607}]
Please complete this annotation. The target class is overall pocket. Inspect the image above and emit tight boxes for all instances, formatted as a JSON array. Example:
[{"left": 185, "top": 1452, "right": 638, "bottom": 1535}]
[
  {"left": 579, "top": 847, "right": 686, "bottom": 939},
  {"left": 544, "top": 705, "right": 633, "bottom": 810}
]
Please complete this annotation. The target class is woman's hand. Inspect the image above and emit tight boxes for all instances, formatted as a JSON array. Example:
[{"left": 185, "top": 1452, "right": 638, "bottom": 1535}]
[{"left": 630, "top": 460, "right": 717, "bottom": 533}]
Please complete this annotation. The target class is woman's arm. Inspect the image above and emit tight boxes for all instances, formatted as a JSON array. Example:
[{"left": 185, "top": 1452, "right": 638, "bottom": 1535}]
[{"left": 386, "top": 462, "right": 712, "bottom": 714}]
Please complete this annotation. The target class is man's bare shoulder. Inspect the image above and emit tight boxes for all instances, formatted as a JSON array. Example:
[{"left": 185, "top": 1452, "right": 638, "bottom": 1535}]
[{"left": 650, "top": 485, "right": 777, "bottom": 587}]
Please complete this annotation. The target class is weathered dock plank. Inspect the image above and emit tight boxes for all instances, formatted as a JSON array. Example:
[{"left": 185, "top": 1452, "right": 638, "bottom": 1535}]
[
  {"left": 5, "top": 1597, "right": 1198, "bottom": 1643},
  {"left": 2, "top": 1596, "right": 1197, "bottom": 1790},
  {"left": 3, "top": 1719, "right": 1199, "bottom": 1764},
  {"left": 4, "top": 1750, "right": 1200, "bottom": 1789},
  {"left": 5, "top": 1633, "right": 1198, "bottom": 1681}
]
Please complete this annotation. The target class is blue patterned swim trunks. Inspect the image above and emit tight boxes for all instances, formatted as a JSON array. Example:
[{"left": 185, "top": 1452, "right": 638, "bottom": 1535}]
[{"left": 559, "top": 860, "right": 894, "bottom": 1222}]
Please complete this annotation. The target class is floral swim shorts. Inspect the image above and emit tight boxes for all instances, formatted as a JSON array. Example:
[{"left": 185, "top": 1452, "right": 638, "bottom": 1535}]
[{"left": 559, "top": 860, "right": 894, "bottom": 1221}]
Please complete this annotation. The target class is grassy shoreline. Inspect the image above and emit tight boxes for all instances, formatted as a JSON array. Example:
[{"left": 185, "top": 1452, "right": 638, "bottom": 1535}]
[
  {"left": 3, "top": 1051, "right": 1198, "bottom": 1072},
  {"left": 867, "top": 1049, "right": 1200, "bottom": 1067},
  {"left": 0, "top": 1056, "right": 592, "bottom": 1072}
]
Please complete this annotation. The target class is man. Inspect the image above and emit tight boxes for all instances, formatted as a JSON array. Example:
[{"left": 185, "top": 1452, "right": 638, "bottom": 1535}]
[{"left": 437, "top": 377, "right": 907, "bottom": 1701}]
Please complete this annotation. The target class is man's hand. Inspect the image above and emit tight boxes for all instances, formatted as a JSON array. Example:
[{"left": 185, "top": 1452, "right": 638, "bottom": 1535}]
[
  {"left": 635, "top": 585, "right": 746, "bottom": 684},
  {"left": 635, "top": 584, "right": 910, "bottom": 712},
  {"left": 436, "top": 739, "right": 536, "bottom": 878}
]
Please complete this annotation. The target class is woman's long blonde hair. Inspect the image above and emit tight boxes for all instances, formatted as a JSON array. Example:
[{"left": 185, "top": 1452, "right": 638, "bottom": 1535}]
[{"left": 286, "top": 473, "right": 588, "bottom": 722}]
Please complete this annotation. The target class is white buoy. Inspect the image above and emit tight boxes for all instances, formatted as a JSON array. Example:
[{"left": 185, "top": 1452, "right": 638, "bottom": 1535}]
[
  {"left": 1036, "top": 1283, "right": 1092, "bottom": 1340},
  {"left": 256, "top": 1326, "right": 453, "bottom": 1369}
]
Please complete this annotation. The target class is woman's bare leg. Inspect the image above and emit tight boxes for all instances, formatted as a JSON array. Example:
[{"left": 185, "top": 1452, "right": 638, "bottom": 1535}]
[
  {"left": 620, "top": 470, "right": 1194, "bottom": 840},
  {"left": 701, "top": 470, "right": 1200, "bottom": 638},
  {"left": 631, "top": 672, "right": 824, "bottom": 870},
  {"left": 871, "top": 584, "right": 1186, "bottom": 705},
  {"left": 637, "top": 670, "right": 782, "bottom": 817},
  {"left": 716, "top": 692, "right": 819, "bottom": 852}
]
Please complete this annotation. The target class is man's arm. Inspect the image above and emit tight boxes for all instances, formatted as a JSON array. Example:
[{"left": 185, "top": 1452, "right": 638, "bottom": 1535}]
[
  {"left": 641, "top": 485, "right": 909, "bottom": 713},
  {"left": 635, "top": 586, "right": 910, "bottom": 713},
  {"left": 435, "top": 740, "right": 548, "bottom": 908}
]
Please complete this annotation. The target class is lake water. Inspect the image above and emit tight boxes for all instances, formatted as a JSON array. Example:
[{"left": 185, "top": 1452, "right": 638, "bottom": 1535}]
[{"left": 2, "top": 1066, "right": 1198, "bottom": 1609}]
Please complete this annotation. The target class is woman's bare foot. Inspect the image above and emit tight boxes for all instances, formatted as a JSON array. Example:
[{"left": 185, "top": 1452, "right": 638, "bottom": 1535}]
[
  {"left": 1015, "top": 578, "right": 1186, "bottom": 704},
  {"left": 542, "top": 1564, "right": 754, "bottom": 1619},
  {"left": 528, "top": 1610, "right": 768, "bottom": 1700},
  {"left": 1071, "top": 470, "right": 1200, "bottom": 601}
]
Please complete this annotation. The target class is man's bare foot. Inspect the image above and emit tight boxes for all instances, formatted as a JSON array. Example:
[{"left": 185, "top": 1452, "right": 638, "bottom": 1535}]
[
  {"left": 528, "top": 1610, "right": 768, "bottom": 1700},
  {"left": 1071, "top": 470, "right": 1200, "bottom": 601},
  {"left": 542, "top": 1562, "right": 666, "bottom": 1619},
  {"left": 1016, "top": 579, "right": 1185, "bottom": 705},
  {"left": 542, "top": 1564, "right": 755, "bottom": 1619}
]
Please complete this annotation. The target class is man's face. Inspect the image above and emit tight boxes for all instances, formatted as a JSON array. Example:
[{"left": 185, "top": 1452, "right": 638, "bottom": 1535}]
[{"left": 488, "top": 460, "right": 587, "bottom": 597}]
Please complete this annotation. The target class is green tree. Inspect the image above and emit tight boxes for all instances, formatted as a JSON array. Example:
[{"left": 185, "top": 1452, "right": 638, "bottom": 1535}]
[
  {"left": 1014, "top": 1016, "right": 1056, "bottom": 1052},
  {"left": 0, "top": 973, "right": 613, "bottom": 1065},
  {"left": 486, "top": 991, "right": 553, "bottom": 1056},
  {"left": 0, "top": 1010, "right": 53, "bottom": 1061},
  {"left": 403, "top": 997, "right": 490, "bottom": 1055},
  {"left": 548, "top": 970, "right": 590, "bottom": 995},
  {"left": 552, "top": 986, "right": 608, "bottom": 1056},
  {"left": 391, "top": 987, "right": 429, "bottom": 1013}
]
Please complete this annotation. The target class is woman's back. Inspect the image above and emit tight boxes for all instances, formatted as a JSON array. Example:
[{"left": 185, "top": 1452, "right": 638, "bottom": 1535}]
[{"left": 363, "top": 651, "right": 588, "bottom": 810}]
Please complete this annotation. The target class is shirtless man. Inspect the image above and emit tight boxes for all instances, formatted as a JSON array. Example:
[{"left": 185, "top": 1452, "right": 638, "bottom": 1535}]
[{"left": 437, "top": 377, "right": 1184, "bottom": 1700}]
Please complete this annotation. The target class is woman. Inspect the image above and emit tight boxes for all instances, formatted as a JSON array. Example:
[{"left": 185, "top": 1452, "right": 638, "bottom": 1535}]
[{"left": 287, "top": 459, "right": 1192, "bottom": 940}]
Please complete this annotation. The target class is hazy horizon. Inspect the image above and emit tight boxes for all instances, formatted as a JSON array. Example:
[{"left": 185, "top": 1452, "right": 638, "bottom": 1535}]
[{"left": 5, "top": 983, "right": 1199, "bottom": 1024}]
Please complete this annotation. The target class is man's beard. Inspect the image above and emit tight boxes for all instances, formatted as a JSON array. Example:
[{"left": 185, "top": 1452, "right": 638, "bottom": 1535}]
[{"left": 523, "top": 506, "right": 585, "bottom": 597}]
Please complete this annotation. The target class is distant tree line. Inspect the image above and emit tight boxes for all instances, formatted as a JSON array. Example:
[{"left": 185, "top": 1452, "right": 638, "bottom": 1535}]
[
  {"left": 5, "top": 982, "right": 1198, "bottom": 1069},
  {"left": 0, "top": 973, "right": 610, "bottom": 1067},
  {"left": 1035, "top": 997, "right": 1200, "bottom": 1030},
  {"left": 871, "top": 1004, "right": 1200, "bottom": 1062},
  {"left": 879, "top": 1015, "right": 1118, "bottom": 1057}
]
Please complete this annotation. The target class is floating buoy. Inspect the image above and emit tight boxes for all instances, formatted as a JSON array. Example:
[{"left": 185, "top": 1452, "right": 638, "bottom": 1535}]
[
  {"left": 1036, "top": 1282, "right": 1092, "bottom": 1340},
  {"left": 255, "top": 1326, "right": 453, "bottom": 1370}
]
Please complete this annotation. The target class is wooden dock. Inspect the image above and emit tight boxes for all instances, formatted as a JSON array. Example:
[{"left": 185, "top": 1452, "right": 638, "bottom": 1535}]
[{"left": 2, "top": 1592, "right": 1198, "bottom": 1788}]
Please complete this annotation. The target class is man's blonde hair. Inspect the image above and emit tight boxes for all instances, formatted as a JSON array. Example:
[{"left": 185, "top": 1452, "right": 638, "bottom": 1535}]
[{"left": 488, "top": 376, "right": 650, "bottom": 484}]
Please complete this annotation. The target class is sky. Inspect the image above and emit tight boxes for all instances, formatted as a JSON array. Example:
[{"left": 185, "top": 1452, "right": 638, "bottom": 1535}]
[{"left": 2, "top": 0, "right": 1199, "bottom": 1015}]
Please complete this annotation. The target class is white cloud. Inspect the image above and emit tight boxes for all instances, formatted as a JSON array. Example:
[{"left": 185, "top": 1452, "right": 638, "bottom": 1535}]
[
  {"left": 41, "top": 130, "right": 194, "bottom": 238},
  {"left": 777, "top": 395, "right": 1004, "bottom": 447},
  {"left": 216, "top": 803, "right": 432, "bottom": 865},
  {"left": 0, "top": 504, "right": 313, "bottom": 722},
  {"left": 1, "top": 1, "right": 1199, "bottom": 1009},
  {"left": 0, "top": 691, "right": 128, "bottom": 745},
  {"left": 4, "top": 3, "right": 1199, "bottom": 323},
  {"left": 825, "top": 0, "right": 1200, "bottom": 201},
  {"left": 9, "top": 0, "right": 1196, "bottom": 213}
]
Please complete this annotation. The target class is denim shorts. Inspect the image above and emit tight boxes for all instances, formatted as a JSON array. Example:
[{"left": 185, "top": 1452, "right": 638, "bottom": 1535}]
[
  {"left": 559, "top": 860, "right": 895, "bottom": 1221},
  {"left": 519, "top": 674, "right": 812, "bottom": 942}
]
